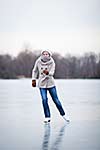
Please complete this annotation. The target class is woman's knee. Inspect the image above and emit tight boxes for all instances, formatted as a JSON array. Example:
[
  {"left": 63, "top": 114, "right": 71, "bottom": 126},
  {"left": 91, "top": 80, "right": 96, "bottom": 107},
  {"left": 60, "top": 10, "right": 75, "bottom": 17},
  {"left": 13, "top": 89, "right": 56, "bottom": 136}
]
[
  {"left": 42, "top": 97, "right": 48, "bottom": 104},
  {"left": 53, "top": 98, "right": 61, "bottom": 105}
]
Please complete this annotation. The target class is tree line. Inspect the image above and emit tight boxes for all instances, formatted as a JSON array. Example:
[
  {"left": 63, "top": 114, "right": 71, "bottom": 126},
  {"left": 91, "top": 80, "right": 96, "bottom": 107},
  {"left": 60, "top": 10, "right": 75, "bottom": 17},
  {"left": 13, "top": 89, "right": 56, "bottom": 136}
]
[{"left": 0, "top": 49, "right": 100, "bottom": 79}]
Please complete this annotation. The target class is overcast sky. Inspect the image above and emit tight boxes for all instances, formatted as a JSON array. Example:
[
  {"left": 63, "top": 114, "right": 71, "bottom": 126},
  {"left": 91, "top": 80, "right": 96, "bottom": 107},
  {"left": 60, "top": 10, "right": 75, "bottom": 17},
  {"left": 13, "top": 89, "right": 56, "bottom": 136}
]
[{"left": 0, "top": 0, "right": 100, "bottom": 56}]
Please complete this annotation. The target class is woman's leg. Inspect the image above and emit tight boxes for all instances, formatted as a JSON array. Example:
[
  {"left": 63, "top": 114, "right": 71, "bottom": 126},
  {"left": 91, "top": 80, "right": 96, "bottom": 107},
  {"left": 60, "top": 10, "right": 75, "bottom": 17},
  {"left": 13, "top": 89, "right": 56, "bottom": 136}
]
[
  {"left": 48, "top": 86, "right": 65, "bottom": 116},
  {"left": 40, "top": 88, "right": 51, "bottom": 118}
]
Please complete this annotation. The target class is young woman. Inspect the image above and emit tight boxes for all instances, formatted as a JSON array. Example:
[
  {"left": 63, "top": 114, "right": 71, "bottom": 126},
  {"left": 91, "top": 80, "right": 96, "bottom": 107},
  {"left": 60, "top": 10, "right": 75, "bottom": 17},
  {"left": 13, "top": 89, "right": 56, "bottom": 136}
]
[{"left": 32, "top": 50, "right": 69, "bottom": 123}]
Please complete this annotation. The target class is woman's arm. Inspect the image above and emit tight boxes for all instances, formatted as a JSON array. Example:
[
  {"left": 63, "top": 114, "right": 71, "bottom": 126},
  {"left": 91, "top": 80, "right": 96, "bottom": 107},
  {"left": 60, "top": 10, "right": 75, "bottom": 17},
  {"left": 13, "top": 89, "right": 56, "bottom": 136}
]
[{"left": 49, "top": 59, "right": 55, "bottom": 76}]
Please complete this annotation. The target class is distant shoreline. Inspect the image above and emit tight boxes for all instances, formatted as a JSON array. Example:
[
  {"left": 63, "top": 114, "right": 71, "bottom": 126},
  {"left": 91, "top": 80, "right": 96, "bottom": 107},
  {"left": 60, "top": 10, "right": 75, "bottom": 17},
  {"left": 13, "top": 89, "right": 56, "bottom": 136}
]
[{"left": 0, "top": 77, "right": 100, "bottom": 80}]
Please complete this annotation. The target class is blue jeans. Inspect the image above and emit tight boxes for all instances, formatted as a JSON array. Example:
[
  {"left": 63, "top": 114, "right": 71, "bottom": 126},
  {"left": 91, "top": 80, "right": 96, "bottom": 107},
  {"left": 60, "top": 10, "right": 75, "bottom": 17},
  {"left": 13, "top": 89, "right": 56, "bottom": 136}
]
[{"left": 40, "top": 86, "right": 65, "bottom": 118}]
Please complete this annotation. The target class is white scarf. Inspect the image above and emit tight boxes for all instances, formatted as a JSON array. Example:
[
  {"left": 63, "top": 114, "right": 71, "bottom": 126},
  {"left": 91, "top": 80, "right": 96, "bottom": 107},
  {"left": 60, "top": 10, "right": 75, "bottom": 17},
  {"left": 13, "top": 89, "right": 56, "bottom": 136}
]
[{"left": 41, "top": 55, "right": 51, "bottom": 62}]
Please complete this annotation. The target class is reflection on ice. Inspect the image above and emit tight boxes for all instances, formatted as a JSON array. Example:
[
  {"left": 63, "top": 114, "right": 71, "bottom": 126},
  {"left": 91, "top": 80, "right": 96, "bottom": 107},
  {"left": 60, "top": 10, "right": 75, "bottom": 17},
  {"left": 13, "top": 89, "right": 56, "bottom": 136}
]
[
  {"left": 51, "top": 124, "right": 66, "bottom": 150},
  {"left": 42, "top": 124, "right": 50, "bottom": 150},
  {"left": 42, "top": 123, "right": 67, "bottom": 150}
]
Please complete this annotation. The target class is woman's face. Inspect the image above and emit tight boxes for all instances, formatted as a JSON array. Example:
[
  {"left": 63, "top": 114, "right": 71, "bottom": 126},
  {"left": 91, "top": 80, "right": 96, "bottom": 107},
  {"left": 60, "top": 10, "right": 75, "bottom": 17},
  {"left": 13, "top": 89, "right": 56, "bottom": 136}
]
[{"left": 42, "top": 51, "right": 50, "bottom": 57}]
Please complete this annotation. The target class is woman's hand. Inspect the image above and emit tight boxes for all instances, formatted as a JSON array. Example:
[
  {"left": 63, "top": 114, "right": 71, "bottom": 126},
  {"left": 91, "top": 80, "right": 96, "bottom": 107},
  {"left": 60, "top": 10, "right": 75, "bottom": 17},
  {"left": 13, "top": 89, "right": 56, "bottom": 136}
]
[
  {"left": 32, "top": 80, "right": 36, "bottom": 87},
  {"left": 43, "top": 70, "right": 49, "bottom": 75}
]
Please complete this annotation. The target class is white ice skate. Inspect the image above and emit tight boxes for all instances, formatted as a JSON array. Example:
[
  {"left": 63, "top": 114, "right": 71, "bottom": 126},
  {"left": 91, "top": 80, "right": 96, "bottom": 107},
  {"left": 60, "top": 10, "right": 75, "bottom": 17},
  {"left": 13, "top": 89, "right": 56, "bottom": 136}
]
[
  {"left": 62, "top": 115, "right": 70, "bottom": 123},
  {"left": 44, "top": 118, "right": 51, "bottom": 123}
]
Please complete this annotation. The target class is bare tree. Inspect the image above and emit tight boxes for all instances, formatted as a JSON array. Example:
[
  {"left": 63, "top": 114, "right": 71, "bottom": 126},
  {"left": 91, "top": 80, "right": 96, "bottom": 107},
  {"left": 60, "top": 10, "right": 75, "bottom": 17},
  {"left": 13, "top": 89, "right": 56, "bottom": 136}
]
[{"left": 0, "top": 50, "right": 100, "bottom": 79}]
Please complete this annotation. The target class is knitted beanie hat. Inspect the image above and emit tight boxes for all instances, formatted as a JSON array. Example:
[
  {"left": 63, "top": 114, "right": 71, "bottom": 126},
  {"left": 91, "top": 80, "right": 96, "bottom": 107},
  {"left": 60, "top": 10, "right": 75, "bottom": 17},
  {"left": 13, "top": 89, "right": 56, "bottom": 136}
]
[{"left": 41, "top": 50, "right": 52, "bottom": 56}]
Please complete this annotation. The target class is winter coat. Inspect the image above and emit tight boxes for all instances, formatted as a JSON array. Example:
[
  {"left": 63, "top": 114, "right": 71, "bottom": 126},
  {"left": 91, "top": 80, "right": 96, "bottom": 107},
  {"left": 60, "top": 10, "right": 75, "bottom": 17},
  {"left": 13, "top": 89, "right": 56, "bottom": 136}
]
[{"left": 32, "top": 56, "right": 55, "bottom": 88}]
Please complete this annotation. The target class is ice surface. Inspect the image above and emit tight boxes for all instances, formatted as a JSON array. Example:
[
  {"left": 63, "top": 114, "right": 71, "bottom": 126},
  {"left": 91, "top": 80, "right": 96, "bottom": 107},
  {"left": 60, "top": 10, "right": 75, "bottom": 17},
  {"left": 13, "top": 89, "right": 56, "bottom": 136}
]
[{"left": 0, "top": 79, "right": 100, "bottom": 150}]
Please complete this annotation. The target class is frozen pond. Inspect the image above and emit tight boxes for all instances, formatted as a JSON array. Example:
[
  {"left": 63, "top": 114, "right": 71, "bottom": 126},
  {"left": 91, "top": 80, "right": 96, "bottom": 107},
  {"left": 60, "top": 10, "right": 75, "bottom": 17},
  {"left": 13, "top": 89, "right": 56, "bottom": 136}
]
[{"left": 0, "top": 79, "right": 100, "bottom": 150}]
